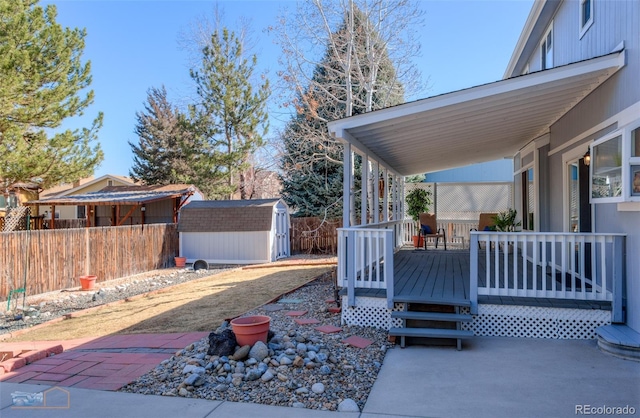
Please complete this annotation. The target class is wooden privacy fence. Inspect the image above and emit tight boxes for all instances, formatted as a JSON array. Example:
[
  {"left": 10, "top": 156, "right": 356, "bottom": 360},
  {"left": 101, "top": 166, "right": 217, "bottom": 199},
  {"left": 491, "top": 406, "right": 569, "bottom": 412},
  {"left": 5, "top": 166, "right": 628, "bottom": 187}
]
[
  {"left": 290, "top": 217, "right": 340, "bottom": 254},
  {"left": 0, "top": 224, "right": 178, "bottom": 302}
]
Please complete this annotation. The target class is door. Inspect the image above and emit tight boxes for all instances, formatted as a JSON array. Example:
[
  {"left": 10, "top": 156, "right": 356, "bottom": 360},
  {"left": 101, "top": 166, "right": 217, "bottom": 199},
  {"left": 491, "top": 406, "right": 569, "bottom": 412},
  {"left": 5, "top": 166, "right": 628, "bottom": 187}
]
[{"left": 567, "top": 156, "right": 592, "bottom": 285}]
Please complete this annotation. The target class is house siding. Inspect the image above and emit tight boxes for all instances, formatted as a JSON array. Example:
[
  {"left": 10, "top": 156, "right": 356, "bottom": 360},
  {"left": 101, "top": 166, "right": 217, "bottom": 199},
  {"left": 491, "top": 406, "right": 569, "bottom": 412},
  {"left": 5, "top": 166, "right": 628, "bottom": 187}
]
[{"left": 529, "top": 0, "right": 640, "bottom": 332}]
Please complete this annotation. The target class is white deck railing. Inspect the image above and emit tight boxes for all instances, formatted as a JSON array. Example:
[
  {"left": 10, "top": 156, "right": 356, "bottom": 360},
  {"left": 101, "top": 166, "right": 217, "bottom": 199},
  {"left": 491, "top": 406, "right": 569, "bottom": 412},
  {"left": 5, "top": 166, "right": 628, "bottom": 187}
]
[
  {"left": 469, "top": 232, "right": 625, "bottom": 321},
  {"left": 337, "top": 221, "right": 403, "bottom": 309},
  {"left": 403, "top": 219, "right": 477, "bottom": 248}
]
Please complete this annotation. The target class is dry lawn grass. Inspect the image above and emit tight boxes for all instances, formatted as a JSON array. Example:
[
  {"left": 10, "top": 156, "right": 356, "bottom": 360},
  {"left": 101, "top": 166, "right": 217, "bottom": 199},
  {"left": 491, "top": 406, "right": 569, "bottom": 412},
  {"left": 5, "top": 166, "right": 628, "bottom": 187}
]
[{"left": 6, "top": 265, "right": 333, "bottom": 342}]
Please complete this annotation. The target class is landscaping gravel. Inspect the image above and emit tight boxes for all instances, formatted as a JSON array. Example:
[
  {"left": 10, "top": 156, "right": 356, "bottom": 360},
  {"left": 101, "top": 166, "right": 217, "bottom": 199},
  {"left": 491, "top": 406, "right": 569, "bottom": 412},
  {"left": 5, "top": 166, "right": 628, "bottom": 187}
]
[
  {"left": 0, "top": 266, "right": 236, "bottom": 335},
  {"left": 120, "top": 273, "right": 392, "bottom": 412}
]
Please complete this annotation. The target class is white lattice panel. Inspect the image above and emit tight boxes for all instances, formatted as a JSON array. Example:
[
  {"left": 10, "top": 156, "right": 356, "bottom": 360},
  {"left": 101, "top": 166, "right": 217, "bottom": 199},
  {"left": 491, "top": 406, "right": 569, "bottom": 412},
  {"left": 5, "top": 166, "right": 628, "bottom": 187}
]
[
  {"left": 461, "top": 304, "right": 610, "bottom": 339},
  {"left": 340, "top": 296, "right": 402, "bottom": 330}
]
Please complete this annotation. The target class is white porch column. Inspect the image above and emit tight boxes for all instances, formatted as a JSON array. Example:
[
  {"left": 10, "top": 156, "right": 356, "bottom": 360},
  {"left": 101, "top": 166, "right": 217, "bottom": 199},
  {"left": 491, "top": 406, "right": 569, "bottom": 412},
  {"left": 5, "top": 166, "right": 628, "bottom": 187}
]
[
  {"left": 343, "top": 143, "right": 352, "bottom": 228},
  {"left": 373, "top": 161, "right": 379, "bottom": 223},
  {"left": 383, "top": 170, "right": 389, "bottom": 221},
  {"left": 361, "top": 153, "right": 369, "bottom": 225}
]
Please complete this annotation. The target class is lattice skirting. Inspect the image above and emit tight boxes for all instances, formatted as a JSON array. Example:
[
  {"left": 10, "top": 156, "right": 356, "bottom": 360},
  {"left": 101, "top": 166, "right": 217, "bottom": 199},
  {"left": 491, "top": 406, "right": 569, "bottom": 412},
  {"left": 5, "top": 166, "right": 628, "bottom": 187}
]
[
  {"left": 340, "top": 296, "right": 610, "bottom": 339},
  {"left": 460, "top": 304, "right": 611, "bottom": 339},
  {"left": 340, "top": 296, "right": 404, "bottom": 329}
]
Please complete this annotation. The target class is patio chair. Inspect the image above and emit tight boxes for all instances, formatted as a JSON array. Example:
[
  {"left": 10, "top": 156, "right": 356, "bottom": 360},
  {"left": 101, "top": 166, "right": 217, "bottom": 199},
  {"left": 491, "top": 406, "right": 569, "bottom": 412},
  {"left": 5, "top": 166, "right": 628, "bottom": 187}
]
[
  {"left": 419, "top": 213, "right": 446, "bottom": 250},
  {"left": 471, "top": 212, "right": 498, "bottom": 249}
]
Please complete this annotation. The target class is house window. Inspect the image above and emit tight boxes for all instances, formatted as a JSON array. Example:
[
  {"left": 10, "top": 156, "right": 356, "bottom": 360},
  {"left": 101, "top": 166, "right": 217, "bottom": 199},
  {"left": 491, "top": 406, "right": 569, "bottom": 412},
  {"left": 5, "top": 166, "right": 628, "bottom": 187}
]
[
  {"left": 580, "top": 0, "right": 594, "bottom": 38},
  {"left": 0, "top": 195, "right": 6, "bottom": 210},
  {"left": 77, "top": 205, "right": 86, "bottom": 219},
  {"left": 591, "top": 134, "right": 622, "bottom": 200},
  {"left": 541, "top": 26, "right": 553, "bottom": 70}
]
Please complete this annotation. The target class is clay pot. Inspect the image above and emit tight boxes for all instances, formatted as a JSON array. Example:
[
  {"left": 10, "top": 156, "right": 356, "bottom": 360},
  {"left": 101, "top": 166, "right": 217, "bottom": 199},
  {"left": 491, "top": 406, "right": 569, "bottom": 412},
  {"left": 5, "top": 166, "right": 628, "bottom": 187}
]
[
  {"left": 79, "top": 275, "right": 97, "bottom": 291},
  {"left": 174, "top": 256, "right": 186, "bottom": 268},
  {"left": 230, "top": 315, "right": 271, "bottom": 346},
  {"left": 412, "top": 235, "right": 424, "bottom": 248}
]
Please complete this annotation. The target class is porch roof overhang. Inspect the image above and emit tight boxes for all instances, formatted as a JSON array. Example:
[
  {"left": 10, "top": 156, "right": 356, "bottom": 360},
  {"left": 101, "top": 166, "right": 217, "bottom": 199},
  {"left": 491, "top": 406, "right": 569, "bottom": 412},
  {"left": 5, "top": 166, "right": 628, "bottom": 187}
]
[{"left": 327, "top": 51, "right": 626, "bottom": 177}]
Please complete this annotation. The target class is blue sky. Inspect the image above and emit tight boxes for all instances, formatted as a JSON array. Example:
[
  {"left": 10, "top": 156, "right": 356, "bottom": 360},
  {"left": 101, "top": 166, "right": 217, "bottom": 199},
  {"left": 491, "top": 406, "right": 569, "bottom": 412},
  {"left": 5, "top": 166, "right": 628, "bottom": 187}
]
[{"left": 44, "top": 0, "right": 534, "bottom": 178}]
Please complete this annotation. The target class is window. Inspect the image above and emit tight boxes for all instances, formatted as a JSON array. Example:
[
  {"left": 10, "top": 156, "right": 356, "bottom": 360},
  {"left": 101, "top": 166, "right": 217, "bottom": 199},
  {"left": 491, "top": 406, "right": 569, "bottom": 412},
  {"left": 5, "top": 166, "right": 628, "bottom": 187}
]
[
  {"left": 77, "top": 205, "right": 86, "bottom": 219},
  {"left": 580, "top": 0, "right": 594, "bottom": 38},
  {"left": 591, "top": 134, "right": 622, "bottom": 200},
  {"left": 0, "top": 195, "right": 5, "bottom": 210},
  {"left": 541, "top": 26, "right": 553, "bottom": 70}
]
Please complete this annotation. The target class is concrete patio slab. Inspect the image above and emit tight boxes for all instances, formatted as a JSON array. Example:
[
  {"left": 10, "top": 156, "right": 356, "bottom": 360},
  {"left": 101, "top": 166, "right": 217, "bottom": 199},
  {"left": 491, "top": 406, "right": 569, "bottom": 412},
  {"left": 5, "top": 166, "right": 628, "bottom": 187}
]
[{"left": 363, "top": 337, "right": 640, "bottom": 418}]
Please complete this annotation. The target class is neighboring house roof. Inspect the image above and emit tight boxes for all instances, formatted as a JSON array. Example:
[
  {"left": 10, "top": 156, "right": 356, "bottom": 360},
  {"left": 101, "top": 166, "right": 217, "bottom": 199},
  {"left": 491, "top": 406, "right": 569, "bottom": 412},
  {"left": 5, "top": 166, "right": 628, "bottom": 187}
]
[
  {"left": 327, "top": 51, "right": 625, "bottom": 176},
  {"left": 27, "top": 184, "right": 198, "bottom": 206},
  {"left": 178, "top": 199, "right": 286, "bottom": 233},
  {"left": 39, "top": 174, "right": 135, "bottom": 199}
]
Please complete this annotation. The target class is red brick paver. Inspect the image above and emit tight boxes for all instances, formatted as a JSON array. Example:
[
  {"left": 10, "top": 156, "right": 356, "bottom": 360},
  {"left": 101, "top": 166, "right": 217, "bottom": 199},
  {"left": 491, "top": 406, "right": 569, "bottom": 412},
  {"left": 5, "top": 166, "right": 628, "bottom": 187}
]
[
  {"left": 0, "top": 332, "right": 206, "bottom": 391},
  {"left": 342, "top": 335, "right": 373, "bottom": 348}
]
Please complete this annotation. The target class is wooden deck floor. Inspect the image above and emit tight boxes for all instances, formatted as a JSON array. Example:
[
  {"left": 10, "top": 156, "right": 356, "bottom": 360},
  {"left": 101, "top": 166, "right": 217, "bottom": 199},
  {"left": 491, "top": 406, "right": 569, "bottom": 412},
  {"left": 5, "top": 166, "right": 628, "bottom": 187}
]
[{"left": 346, "top": 247, "right": 611, "bottom": 310}]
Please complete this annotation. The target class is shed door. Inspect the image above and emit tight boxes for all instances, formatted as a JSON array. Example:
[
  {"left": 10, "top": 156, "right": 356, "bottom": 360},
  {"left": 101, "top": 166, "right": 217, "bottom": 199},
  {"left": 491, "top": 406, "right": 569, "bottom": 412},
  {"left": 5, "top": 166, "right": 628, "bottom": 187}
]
[{"left": 275, "top": 209, "right": 289, "bottom": 259}]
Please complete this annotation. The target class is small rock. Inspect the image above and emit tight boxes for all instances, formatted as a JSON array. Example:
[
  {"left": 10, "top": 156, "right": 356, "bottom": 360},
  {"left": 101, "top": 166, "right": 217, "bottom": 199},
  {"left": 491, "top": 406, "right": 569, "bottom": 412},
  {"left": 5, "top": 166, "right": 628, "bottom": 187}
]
[
  {"left": 293, "top": 356, "right": 304, "bottom": 367},
  {"left": 279, "top": 357, "right": 292, "bottom": 366},
  {"left": 295, "top": 387, "right": 309, "bottom": 394},
  {"left": 215, "top": 384, "right": 228, "bottom": 392},
  {"left": 277, "top": 373, "right": 288, "bottom": 382},
  {"left": 260, "top": 369, "right": 274, "bottom": 382},
  {"left": 311, "top": 383, "right": 325, "bottom": 394},
  {"left": 183, "top": 373, "right": 205, "bottom": 387},
  {"left": 231, "top": 345, "right": 250, "bottom": 361},
  {"left": 178, "top": 387, "right": 189, "bottom": 397},
  {"left": 296, "top": 342, "right": 307, "bottom": 355},
  {"left": 182, "top": 365, "right": 205, "bottom": 375},
  {"left": 292, "top": 402, "right": 306, "bottom": 408},
  {"left": 245, "top": 369, "right": 262, "bottom": 381},
  {"left": 338, "top": 399, "right": 360, "bottom": 412},
  {"left": 249, "top": 341, "right": 269, "bottom": 362},
  {"left": 319, "top": 365, "right": 331, "bottom": 375}
]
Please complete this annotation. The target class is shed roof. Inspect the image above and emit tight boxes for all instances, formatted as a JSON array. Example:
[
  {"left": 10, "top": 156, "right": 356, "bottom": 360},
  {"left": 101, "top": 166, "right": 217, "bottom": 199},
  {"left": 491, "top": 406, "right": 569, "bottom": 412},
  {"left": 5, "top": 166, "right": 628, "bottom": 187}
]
[{"left": 178, "top": 199, "right": 286, "bottom": 233}]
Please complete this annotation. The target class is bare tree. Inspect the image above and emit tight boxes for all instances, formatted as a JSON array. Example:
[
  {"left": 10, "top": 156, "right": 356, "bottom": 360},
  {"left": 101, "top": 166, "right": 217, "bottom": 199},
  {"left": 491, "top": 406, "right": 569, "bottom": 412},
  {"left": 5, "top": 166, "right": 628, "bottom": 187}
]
[{"left": 274, "top": 0, "right": 425, "bottom": 222}]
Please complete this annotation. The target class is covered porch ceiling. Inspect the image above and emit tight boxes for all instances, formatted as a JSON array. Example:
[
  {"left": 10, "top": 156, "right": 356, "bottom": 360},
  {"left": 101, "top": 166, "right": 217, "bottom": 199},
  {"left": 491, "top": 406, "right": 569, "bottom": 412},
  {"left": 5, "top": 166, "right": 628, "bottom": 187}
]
[{"left": 328, "top": 51, "right": 626, "bottom": 177}]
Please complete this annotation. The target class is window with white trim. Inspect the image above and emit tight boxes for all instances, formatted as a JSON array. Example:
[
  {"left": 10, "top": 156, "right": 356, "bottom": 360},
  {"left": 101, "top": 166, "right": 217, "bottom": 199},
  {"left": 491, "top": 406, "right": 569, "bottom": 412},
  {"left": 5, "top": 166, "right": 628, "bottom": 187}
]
[
  {"left": 541, "top": 25, "right": 553, "bottom": 70},
  {"left": 590, "top": 118, "right": 640, "bottom": 202},
  {"left": 580, "top": 0, "right": 594, "bottom": 38}
]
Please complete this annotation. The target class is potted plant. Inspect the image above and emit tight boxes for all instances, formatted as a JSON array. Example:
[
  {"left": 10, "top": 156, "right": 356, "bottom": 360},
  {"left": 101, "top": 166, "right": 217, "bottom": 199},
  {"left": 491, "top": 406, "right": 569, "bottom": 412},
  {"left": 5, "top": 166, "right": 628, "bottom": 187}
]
[
  {"left": 405, "top": 188, "right": 432, "bottom": 248},
  {"left": 492, "top": 209, "right": 521, "bottom": 232},
  {"left": 492, "top": 209, "right": 521, "bottom": 253}
]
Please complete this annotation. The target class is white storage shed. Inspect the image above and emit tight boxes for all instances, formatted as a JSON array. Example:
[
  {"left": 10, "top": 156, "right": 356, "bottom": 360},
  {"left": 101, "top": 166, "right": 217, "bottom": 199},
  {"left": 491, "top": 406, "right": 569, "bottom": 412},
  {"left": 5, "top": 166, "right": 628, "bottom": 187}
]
[{"left": 178, "top": 199, "right": 290, "bottom": 264}]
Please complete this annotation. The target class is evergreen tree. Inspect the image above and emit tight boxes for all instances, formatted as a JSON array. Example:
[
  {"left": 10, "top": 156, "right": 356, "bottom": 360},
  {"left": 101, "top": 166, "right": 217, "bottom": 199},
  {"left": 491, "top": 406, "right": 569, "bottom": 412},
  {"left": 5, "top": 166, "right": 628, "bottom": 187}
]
[
  {"left": 129, "top": 86, "right": 196, "bottom": 185},
  {"left": 0, "top": 0, "right": 103, "bottom": 190},
  {"left": 189, "top": 27, "right": 270, "bottom": 200},
  {"left": 279, "top": 6, "right": 404, "bottom": 218}
]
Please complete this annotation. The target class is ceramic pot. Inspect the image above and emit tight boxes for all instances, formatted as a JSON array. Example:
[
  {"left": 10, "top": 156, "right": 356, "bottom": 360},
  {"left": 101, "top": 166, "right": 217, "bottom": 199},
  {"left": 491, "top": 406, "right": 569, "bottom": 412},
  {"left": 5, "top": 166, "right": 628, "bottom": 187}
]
[
  {"left": 230, "top": 315, "right": 271, "bottom": 346},
  {"left": 79, "top": 275, "right": 97, "bottom": 291},
  {"left": 174, "top": 256, "right": 186, "bottom": 268}
]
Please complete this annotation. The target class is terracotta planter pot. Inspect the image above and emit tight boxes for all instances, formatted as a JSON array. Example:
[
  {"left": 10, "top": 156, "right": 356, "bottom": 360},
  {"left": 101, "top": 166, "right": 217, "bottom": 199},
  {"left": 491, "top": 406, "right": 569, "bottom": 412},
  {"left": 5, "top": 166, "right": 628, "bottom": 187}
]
[
  {"left": 230, "top": 315, "right": 271, "bottom": 346},
  {"left": 412, "top": 235, "right": 424, "bottom": 248},
  {"left": 174, "top": 257, "right": 186, "bottom": 268},
  {"left": 79, "top": 275, "right": 97, "bottom": 291}
]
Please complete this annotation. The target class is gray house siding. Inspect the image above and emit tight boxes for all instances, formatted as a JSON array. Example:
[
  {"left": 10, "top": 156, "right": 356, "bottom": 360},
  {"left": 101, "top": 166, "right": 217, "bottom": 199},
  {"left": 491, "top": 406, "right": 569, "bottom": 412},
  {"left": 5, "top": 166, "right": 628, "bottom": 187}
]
[{"left": 518, "top": 1, "right": 640, "bottom": 332}]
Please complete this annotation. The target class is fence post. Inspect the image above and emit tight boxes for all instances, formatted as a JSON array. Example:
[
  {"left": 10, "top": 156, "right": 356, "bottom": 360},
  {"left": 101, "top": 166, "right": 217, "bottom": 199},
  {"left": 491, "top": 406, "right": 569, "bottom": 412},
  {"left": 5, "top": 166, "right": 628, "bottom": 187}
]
[
  {"left": 611, "top": 235, "right": 625, "bottom": 323},
  {"left": 470, "top": 232, "right": 479, "bottom": 315}
]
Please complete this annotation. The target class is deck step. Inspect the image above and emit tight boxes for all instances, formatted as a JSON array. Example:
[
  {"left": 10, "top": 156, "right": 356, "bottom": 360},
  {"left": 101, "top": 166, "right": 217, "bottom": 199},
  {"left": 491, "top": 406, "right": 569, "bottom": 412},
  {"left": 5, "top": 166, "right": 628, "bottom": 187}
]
[
  {"left": 596, "top": 325, "right": 640, "bottom": 361},
  {"left": 389, "top": 327, "right": 474, "bottom": 339},
  {"left": 392, "top": 296, "right": 470, "bottom": 307},
  {"left": 391, "top": 311, "right": 472, "bottom": 322}
]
